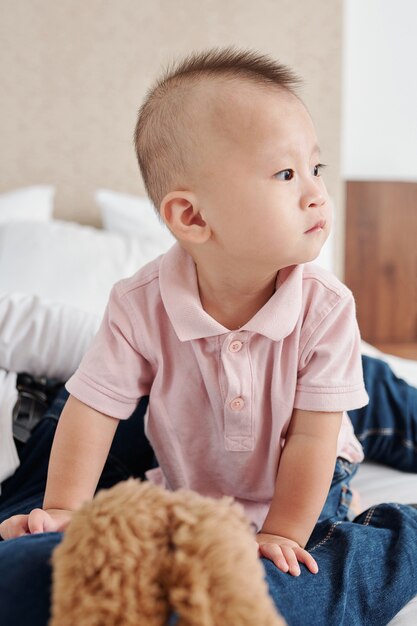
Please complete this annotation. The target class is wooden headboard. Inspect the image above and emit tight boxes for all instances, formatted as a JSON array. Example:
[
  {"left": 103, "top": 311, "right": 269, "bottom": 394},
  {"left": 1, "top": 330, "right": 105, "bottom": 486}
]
[{"left": 344, "top": 180, "right": 417, "bottom": 358}]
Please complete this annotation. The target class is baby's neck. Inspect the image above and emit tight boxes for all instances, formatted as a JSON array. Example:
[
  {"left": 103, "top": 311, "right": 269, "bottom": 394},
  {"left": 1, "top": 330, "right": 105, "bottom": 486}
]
[{"left": 196, "top": 266, "right": 278, "bottom": 331}]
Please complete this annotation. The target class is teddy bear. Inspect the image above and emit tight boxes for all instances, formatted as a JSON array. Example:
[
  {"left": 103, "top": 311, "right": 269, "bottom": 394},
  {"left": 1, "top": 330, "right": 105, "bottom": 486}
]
[{"left": 50, "top": 479, "right": 286, "bottom": 626}]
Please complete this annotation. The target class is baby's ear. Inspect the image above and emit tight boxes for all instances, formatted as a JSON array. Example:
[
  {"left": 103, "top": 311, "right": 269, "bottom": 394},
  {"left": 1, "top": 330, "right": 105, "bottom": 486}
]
[{"left": 160, "top": 191, "right": 211, "bottom": 243}]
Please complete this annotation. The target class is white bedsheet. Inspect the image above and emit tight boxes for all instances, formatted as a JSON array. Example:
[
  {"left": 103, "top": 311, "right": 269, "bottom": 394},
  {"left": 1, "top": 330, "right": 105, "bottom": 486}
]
[{"left": 0, "top": 369, "right": 18, "bottom": 485}]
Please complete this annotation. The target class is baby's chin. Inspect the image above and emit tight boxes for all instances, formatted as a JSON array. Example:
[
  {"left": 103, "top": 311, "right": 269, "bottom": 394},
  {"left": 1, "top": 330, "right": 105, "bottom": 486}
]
[
  {"left": 303, "top": 236, "right": 331, "bottom": 265},
  {"left": 298, "top": 248, "right": 326, "bottom": 266}
]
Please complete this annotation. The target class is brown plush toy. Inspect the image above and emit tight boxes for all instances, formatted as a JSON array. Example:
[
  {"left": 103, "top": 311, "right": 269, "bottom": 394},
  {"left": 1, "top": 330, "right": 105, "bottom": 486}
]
[{"left": 50, "top": 479, "right": 286, "bottom": 626}]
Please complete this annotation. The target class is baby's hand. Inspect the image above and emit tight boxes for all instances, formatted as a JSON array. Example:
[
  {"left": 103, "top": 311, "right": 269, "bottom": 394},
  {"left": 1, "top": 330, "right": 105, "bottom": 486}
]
[
  {"left": 255, "top": 531, "right": 318, "bottom": 576},
  {"left": 0, "top": 508, "right": 73, "bottom": 540}
]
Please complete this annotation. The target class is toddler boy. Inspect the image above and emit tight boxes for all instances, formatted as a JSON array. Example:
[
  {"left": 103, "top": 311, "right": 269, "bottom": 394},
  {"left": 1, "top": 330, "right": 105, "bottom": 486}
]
[{"left": 0, "top": 47, "right": 368, "bottom": 578}]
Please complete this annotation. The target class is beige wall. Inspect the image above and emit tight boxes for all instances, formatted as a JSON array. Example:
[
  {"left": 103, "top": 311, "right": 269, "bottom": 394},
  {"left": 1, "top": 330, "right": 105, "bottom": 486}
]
[{"left": 0, "top": 0, "right": 344, "bottom": 271}]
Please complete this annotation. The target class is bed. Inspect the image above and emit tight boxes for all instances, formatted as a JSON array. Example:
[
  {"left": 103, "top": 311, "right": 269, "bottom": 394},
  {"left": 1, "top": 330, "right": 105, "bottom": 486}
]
[{"left": 1, "top": 185, "right": 417, "bottom": 624}]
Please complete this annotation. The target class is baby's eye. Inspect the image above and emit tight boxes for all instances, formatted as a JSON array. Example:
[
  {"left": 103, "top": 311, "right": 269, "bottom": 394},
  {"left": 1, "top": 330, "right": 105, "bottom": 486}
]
[
  {"left": 313, "top": 163, "right": 326, "bottom": 177},
  {"left": 274, "top": 169, "right": 294, "bottom": 181}
]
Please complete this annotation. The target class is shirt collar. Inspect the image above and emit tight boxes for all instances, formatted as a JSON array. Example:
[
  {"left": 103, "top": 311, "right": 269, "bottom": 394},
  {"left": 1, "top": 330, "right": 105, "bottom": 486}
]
[{"left": 159, "top": 243, "right": 302, "bottom": 342}]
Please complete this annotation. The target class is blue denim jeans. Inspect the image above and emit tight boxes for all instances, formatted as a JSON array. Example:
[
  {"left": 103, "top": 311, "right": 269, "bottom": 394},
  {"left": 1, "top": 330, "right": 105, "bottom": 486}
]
[
  {"left": 1, "top": 355, "right": 417, "bottom": 626},
  {"left": 349, "top": 354, "right": 417, "bottom": 472}
]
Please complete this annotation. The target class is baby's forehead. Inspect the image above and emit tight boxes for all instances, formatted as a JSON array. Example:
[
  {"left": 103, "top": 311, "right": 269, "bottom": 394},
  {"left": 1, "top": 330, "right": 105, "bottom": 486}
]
[
  {"left": 193, "top": 78, "right": 285, "bottom": 130},
  {"left": 189, "top": 78, "right": 305, "bottom": 152}
]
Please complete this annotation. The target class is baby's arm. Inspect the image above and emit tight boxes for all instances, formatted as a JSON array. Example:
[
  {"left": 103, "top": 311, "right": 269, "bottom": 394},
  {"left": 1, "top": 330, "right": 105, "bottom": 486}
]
[
  {"left": 0, "top": 395, "right": 119, "bottom": 540},
  {"left": 256, "top": 408, "right": 342, "bottom": 575}
]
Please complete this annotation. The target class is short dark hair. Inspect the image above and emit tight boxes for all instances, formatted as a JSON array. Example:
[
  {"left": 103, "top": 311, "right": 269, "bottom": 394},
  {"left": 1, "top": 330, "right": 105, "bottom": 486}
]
[{"left": 134, "top": 47, "right": 301, "bottom": 212}]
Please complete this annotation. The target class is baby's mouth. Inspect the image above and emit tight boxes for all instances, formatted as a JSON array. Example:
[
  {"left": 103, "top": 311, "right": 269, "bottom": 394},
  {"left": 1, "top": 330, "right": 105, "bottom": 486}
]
[{"left": 304, "top": 220, "right": 326, "bottom": 234}]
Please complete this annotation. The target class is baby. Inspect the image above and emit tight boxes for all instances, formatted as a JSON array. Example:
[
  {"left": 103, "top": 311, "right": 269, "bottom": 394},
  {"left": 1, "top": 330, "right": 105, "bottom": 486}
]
[{"left": 0, "top": 47, "right": 368, "bottom": 578}]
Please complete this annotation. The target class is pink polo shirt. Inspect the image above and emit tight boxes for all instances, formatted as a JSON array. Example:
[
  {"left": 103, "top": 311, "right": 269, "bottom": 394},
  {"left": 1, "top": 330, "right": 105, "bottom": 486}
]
[{"left": 66, "top": 243, "right": 368, "bottom": 531}]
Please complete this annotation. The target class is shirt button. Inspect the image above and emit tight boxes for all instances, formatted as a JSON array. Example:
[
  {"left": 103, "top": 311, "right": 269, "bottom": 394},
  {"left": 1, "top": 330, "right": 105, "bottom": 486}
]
[
  {"left": 230, "top": 397, "right": 244, "bottom": 411},
  {"left": 229, "top": 340, "right": 243, "bottom": 353}
]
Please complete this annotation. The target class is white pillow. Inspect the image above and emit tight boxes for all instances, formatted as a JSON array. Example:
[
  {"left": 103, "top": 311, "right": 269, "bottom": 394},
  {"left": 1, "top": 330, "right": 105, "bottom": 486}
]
[
  {"left": 0, "top": 220, "right": 154, "bottom": 316},
  {"left": 0, "top": 292, "right": 99, "bottom": 380},
  {"left": 96, "top": 189, "right": 175, "bottom": 259},
  {"left": 0, "top": 186, "right": 54, "bottom": 223}
]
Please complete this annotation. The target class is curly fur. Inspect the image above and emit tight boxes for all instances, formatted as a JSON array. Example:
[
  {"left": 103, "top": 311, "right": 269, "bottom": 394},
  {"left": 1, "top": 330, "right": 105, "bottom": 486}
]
[{"left": 50, "top": 480, "right": 285, "bottom": 626}]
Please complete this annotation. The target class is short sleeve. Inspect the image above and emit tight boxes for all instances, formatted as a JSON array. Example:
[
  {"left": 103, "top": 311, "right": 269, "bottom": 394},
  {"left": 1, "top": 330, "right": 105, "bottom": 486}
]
[
  {"left": 294, "top": 293, "right": 369, "bottom": 412},
  {"left": 66, "top": 283, "right": 153, "bottom": 418}
]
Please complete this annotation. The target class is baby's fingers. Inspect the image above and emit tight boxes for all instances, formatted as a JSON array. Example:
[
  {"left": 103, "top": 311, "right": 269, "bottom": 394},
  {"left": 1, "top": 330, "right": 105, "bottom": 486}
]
[
  {"left": 27, "top": 509, "right": 56, "bottom": 534},
  {"left": 258, "top": 542, "right": 290, "bottom": 574},
  {"left": 280, "top": 544, "right": 303, "bottom": 576},
  {"left": 0, "top": 515, "right": 30, "bottom": 540},
  {"left": 258, "top": 541, "right": 319, "bottom": 577},
  {"left": 293, "top": 546, "right": 319, "bottom": 575}
]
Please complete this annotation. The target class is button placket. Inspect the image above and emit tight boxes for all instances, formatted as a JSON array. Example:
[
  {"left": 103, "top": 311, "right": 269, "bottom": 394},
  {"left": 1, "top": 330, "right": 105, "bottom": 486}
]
[{"left": 221, "top": 334, "right": 254, "bottom": 451}]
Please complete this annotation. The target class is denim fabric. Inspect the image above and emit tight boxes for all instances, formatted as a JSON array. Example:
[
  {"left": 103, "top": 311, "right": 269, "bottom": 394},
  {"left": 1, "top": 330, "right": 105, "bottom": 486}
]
[
  {"left": 265, "top": 456, "right": 417, "bottom": 625},
  {"left": 1, "top": 355, "right": 417, "bottom": 626},
  {"left": 348, "top": 355, "right": 417, "bottom": 472},
  {"left": 264, "top": 502, "right": 417, "bottom": 626},
  {"left": 317, "top": 457, "right": 358, "bottom": 522},
  {"left": 1, "top": 460, "right": 416, "bottom": 626},
  {"left": 0, "top": 532, "right": 62, "bottom": 626}
]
